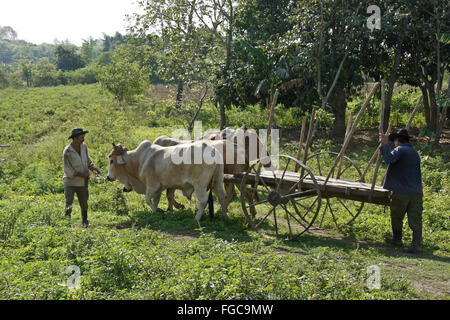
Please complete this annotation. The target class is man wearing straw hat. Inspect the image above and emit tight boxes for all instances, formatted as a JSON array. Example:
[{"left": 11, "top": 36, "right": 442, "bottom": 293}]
[
  {"left": 62, "top": 128, "right": 102, "bottom": 227},
  {"left": 380, "top": 128, "right": 423, "bottom": 254}
]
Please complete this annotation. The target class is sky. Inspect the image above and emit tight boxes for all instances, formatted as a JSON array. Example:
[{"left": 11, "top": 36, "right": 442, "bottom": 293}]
[{"left": 0, "top": 0, "right": 141, "bottom": 46}]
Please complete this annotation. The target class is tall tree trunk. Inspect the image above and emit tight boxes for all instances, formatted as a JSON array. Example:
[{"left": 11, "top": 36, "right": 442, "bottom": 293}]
[
  {"left": 175, "top": 80, "right": 184, "bottom": 109},
  {"left": 434, "top": 85, "right": 449, "bottom": 145},
  {"left": 383, "top": 42, "right": 402, "bottom": 132},
  {"left": 219, "top": 1, "right": 233, "bottom": 130},
  {"left": 420, "top": 86, "right": 431, "bottom": 130},
  {"left": 426, "top": 81, "right": 438, "bottom": 131},
  {"left": 219, "top": 101, "right": 226, "bottom": 130},
  {"left": 331, "top": 87, "right": 347, "bottom": 141}
]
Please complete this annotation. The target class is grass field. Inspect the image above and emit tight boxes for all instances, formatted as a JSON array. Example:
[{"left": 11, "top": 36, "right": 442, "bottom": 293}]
[{"left": 0, "top": 84, "right": 448, "bottom": 299}]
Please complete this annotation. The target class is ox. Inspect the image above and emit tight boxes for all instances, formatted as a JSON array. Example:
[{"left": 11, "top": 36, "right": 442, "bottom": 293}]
[
  {"left": 154, "top": 125, "right": 270, "bottom": 217},
  {"left": 106, "top": 140, "right": 227, "bottom": 225}
]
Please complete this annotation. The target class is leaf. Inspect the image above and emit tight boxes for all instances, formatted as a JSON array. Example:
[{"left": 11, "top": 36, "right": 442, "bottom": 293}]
[
  {"left": 437, "top": 33, "right": 450, "bottom": 45},
  {"left": 273, "top": 68, "right": 289, "bottom": 80},
  {"left": 255, "top": 79, "right": 267, "bottom": 97},
  {"left": 239, "top": 40, "right": 271, "bottom": 69},
  {"left": 438, "top": 98, "right": 449, "bottom": 108}
]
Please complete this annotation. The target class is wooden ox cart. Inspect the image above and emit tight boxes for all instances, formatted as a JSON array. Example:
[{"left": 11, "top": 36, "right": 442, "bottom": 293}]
[{"left": 223, "top": 82, "right": 394, "bottom": 239}]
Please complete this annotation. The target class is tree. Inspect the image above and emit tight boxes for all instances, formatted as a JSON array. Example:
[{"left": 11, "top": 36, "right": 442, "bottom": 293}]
[
  {"left": 229, "top": 0, "right": 368, "bottom": 139},
  {"left": 33, "top": 58, "right": 59, "bottom": 87},
  {"left": 0, "top": 67, "right": 8, "bottom": 88},
  {"left": 362, "top": 0, "right": 449, "bottom": 133},
  {"left": 130, "top": 0, "right": 214, "bottom": 110},
  {"left": 55, "top": 45, "right": 85, "bottom": 71},
  {"left": 20, "top": 59, "right": 33, "bottom": 87},
  {"left": 80, "top": 37, "right": 95, "bottom": 64},
  {"left": 96, "top": 45, "right": 148, "bottom": 102},
  {"left": 0, "top": 26, "right": 17, "bottom": 40},
  {"left": 394, "top": 0, "right": 449, "bottom": 132}
]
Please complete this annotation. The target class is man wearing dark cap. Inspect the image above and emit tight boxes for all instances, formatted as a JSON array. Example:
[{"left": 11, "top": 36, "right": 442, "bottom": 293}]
[
  {"left": 63, "top": 128, "right": 102, "bottom": 227},
  {"left": 380, "top": 129, "right": 423, "bottom": 253}
]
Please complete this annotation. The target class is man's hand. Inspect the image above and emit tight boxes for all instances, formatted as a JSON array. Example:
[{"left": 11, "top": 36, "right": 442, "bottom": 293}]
[
  {"left": 76, "top": 171, "right": 90, "bottom": 178},
  {"left": 90, "top": 166, "right": 102, "bottom": 175},
  {"left": 380, "top": 134, "right": 389, "bottom": 145}
]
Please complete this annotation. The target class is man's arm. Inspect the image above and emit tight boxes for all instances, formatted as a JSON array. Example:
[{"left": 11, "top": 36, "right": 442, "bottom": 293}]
[
  {"left": 86, "top": 146, "right": 102, "bottom": 175},
  {"left": 379, "top": 134, "right": 403, "bottom": 164},
  {"left": 379, "top": 144, "right": 402, "bottom": 164}
]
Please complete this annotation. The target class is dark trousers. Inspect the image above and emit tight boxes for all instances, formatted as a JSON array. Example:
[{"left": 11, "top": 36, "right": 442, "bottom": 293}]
[
  {"left": 390, "top": 192, "right": 423, "bottom": 235},
  {"left": 64, "top": 186, "right": 89, "bottom": 220}
]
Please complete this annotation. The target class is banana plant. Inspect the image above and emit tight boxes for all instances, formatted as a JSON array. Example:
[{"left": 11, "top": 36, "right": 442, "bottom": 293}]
[{"left": 239, "top": 39, "right": 302, "bottom": 134}]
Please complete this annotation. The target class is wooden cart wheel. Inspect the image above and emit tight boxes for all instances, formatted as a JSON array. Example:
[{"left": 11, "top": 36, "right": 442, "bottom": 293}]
[
  {"left": 240, "top": 155, "right": 322, "bottom": 239},
  {"left": 305, "top": 151, "right": 364, "bottom": 231}
]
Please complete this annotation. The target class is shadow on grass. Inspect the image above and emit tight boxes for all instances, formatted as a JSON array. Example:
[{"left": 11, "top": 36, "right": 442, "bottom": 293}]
[
  {"left": 128, "top": 207, "right": 255, "bottom": 243},
  {"left": 114, "top": 206, "right": 449, "bottom": 265}
]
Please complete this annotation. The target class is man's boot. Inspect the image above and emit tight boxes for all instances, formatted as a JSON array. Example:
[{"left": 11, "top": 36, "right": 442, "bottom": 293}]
[
  {"left": 404, "top": 230, "right": 422, "bottom": 254},
  {"left": 385, "top": 228, "right": 402, "bottom": 247},
  {"left": 81, "top": 210, "right": 89, "bottom": 228}
]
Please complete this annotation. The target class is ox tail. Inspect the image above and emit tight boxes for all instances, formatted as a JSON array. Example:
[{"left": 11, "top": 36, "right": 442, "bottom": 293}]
[{"left": 208, "top": 190, "right": 214, "bottom": 220}]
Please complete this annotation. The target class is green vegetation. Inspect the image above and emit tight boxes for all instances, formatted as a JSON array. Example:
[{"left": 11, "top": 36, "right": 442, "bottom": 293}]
[{"left": 0, "top": 84, "right": 448, "bottom": 299}]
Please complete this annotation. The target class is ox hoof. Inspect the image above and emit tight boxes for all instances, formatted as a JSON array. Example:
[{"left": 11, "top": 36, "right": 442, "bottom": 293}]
[{"left": 156, "top": 208, "right": 165, "bottom": 214}]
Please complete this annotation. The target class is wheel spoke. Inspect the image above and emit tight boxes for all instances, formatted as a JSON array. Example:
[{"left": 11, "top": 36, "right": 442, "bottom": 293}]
[
  {"left": 276, "top": 158, "right": 290, "bottom": 192},
  {"left": 328, "top": 199, "right": 341, "bottom": 230},
  {"left": 319, "top": 199, "right": 330, "bottom": 228},
  {"left": 283, "top": 204, "right": 293, "bottom": 238},
  {"left": 337, "top": 162, "right": 353, "bottom": 178},
  {"left": 292, "top": 197, "right": 318, "bottom": 219},
  {"left": 255, "top": 207, "right": 275, "bottom": 229},
  {"left": 252, "top": 166, "right": 271, "bottom": 193},
  {"left": 283, "top": 189, "right": 317, "bottom": 199},
  {"left": 286, "top": 202, "right": 309, "bottom": 230},
  {"left": 246, "top": 187, "right": 270, "bottom": 194},
  {"left": 273, "top": 207, "right": 278, "bottom": 236},
  {"left": 246, "top": 198, "right": 270, "bottom": 209},
  {"left": 337, "top": 198, "right": 355, "bottom": 218},
  {"left": 316, "top": 154, "right": 322, "bottom": 176}
]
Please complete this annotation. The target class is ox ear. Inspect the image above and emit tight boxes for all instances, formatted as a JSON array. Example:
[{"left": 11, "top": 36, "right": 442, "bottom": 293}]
[
  {"left": 117, "top": 155, "right": 126, "bottom": 165},
  {"left": 112, "top": 142, "right": 116, "bottom": 147}
]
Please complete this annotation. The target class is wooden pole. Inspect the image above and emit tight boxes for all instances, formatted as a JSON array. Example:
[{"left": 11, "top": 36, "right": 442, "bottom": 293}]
[
  {"left": 302, "top": 109, "right": 316, "bottom": 165},
  {"left": 369, "top": 80, "right": 386, "bottom": 200},
  {"left": 267, "top": 88, "right": 279, "bottom": 138},
  {"left": 406, "top": 95, "right": 423, "bottom": 130},
  {"left": 294, "top": 117, "right": 307, "bottom": 172},
  {"left": 360, "top": 120, "right": 393, "bottom": 182},
  {"left": 300, "top": 109, "right": 316, "bottom": 179},
  {"left": 336, "top": 112, "right": 353, "bottom": 179},
  {"left": 323, "top": 82, "right": 380, "bottom": 186}
]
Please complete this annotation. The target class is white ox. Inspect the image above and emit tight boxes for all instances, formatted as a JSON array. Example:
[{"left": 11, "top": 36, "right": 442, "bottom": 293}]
[
  {"left": 154, "top": 125, "right": 270, "bottom": 217},
  {"left": 106, "top": 140, "right": 227, "bottom": 225}
]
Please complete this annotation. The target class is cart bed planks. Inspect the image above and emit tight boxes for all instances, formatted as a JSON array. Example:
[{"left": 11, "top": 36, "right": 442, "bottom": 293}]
[{"left": 225, "top": 170, "right": 391, "bottom": 206}]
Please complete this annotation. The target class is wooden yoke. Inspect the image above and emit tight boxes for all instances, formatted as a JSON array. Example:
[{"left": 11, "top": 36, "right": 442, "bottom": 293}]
[{"left": 323, "top": 82, "right": 380, "bottom": 187}]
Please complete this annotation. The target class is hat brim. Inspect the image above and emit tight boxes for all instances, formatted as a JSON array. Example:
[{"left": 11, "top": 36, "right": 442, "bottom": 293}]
[
  {"left": 68, "top": 130, "right": 89, "bottom": 139},
  {"left": 388, "top": 133, "right": 411, "bottom": 142}
]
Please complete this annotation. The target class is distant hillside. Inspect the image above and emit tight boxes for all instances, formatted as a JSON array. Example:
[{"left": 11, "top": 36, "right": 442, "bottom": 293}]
[{"left": 0, "top": 39, "right": 56, "bottom": 67}]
